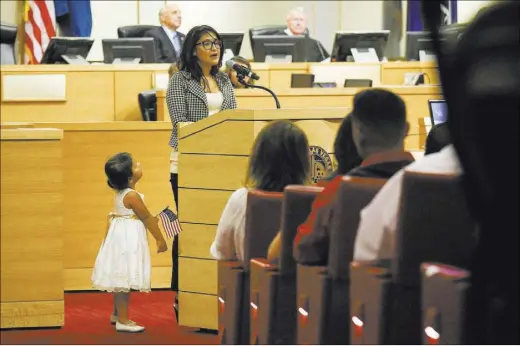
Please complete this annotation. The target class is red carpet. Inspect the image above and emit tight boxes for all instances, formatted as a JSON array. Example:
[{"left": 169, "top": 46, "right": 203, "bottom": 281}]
[{"left": 0, "top": 291, "right": 218, "bottom": 345}]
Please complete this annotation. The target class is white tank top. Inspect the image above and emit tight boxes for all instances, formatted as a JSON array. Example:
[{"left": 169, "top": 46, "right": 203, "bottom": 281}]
[{"left": 206, "top": 92, "right": 224, "bottom": 116}]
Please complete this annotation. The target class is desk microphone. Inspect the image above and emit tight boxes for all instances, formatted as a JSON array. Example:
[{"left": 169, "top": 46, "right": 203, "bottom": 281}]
[{"left": 225, "top": 60, "right": 260, "bottom": 80}]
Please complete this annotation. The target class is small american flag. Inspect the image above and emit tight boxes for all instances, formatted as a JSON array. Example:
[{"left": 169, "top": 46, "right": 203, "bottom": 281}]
[{"left": 158, "top": 207, "right": 182, "bottom": 238}]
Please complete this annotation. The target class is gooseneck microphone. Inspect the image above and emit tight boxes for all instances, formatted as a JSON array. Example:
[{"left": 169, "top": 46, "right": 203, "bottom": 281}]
[
  {"left": 225, "top": 60, "right": 281, "bottom": 109},
  {"left": 225, "top": 60, "right": 260, "bottom": 80}
]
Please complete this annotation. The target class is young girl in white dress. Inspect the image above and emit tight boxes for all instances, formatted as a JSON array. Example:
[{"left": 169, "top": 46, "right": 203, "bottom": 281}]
[{"left": 92, "top": 152, "right": 168, "bottom": 333}]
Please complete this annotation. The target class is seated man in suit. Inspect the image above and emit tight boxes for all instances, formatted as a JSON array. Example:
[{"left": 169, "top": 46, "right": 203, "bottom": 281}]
[
  {"left": 284, "top": 7, "right": 329, "bottom": 62},
  {"left": 145, "top": 4, "right": 185, "bottom": 63}
]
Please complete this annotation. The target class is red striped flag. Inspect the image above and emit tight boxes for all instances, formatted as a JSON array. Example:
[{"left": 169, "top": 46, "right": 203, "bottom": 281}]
[
  {"left": 24, "top": 0, "right": 56, "bottom": 64},
  {"left": 158, "top": 207, "right": 182, "bottom": 239}
]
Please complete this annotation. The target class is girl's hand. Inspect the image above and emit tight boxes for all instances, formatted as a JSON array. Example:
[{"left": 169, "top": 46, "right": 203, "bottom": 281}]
[{"left": 156, "top": 239, "right": 168, "bottom": 253}]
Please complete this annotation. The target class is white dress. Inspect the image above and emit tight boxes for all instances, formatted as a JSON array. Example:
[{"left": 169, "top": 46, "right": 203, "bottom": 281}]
[{"left": 91, "top": 188, "right": 152, "bottom": 293}]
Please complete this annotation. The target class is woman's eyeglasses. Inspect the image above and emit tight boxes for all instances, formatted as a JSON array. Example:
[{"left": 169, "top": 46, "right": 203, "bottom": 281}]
[{"left": 196, "top": 40, "right": 222, "bottom": 50}]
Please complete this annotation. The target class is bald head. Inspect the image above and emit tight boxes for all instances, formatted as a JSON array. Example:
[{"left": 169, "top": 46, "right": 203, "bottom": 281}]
[
  {"left": 159, "top": 4, "right": 182, "bottom": 30},
  {"left": 286, "top": 7, "right": 307, "bottom": 35}
]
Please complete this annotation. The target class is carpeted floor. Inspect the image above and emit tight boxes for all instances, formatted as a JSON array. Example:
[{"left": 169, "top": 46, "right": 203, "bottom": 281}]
[{"left": 0, "top": 290, "right": 218, "bottom": 345}]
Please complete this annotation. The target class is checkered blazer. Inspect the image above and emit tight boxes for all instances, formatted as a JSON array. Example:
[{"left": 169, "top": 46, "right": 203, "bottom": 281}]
[{"left": 166, "top": 70, "right": 237, "bottom": 150}]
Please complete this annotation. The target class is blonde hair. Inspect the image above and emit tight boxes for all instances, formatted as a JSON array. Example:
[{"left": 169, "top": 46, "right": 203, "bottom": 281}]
[{"left": 168, "top": 63, "right": 179, "bottom": 78}]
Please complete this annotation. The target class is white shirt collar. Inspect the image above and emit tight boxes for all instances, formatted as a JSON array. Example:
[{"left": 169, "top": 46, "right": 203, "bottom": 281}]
[
  {"left": 284, "top": 28, "right": 294, "bottom": 36},
  {"left": 162, "top": 25, "right": 177, "bottom": 38}
]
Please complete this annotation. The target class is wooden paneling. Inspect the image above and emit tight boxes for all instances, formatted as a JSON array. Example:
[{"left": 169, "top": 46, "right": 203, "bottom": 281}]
[
  {"left": 1, "top": 128, "right": 64, "bottom": 328},
  {"left": 0, "top": 72, "right": 114, "bottom": 122},
  {"left": 179, "top": 258, "right": 217, "bottom": 294},
  {"left": 178, "top": 292, "right": 218, "bottom": 330},
  {"left": 179, "top": 223, "right": 216, "bottom": 259},
  {"left": 114, "top": 71, "right": 155, "bottom": 121},
  {"left": 28, "top": 123, "right": 175, "bottom": 290},
  {"left": 179, "top": 189, "right": 233, "bottom": 225},
  {"left": 1, "top": 301, "right": 64, "bottom": 329},
  {"left": 381, "top": 62, "right": 440, "bottom": 85},
  {"left": 179, "top": 155, "right": 248, "bottom": 190}
]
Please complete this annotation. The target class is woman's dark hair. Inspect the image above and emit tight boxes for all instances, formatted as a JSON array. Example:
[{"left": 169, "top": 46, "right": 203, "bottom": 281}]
[
  {"left": 425, "top": 122, "right": 451, "bottom": 155},
  {"left": 245, "top": 120, "right": 310, "bottom": 192},
  {"left": 177, "top": 25, "right": 224, "bottom": 87},
  {"left": 105, "top": 152, "right": 133, "bottom": 190},
  {"left": 334, "top": 114, "right": 363, "bottom": 174}
]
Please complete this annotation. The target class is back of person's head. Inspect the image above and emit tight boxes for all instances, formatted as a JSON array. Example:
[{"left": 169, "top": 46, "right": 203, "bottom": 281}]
[
  {"left": 350, "top": 88, "right": 408, "bottom": 158},
  {"left": 334, "top": 114, "right": 362, "bottom": 174},
  {"left": 246, "top": 120, "right": 310, "bottom": 192},
  {"left": 105, "top": 152, "right": 133, "bottom": 190},
  {"left": 425, "top": 122, "right": 451, "bottom": 155}
]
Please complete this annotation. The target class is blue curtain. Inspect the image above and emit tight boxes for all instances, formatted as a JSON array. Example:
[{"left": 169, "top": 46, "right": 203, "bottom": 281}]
[
  {"left": 54, "top": 0, "right": 92, "bottom": 37},
  {"left": 407, "top": 0, "right": 457, "bottom": 32}
]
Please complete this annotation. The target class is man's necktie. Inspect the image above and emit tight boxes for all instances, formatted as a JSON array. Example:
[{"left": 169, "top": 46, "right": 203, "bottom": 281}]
[{"left": 172, "top": 34, "right": 181, "bottom": 57}]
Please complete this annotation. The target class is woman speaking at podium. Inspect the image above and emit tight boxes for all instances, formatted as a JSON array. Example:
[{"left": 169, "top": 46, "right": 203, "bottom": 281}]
[{"left": 166, "top": 24, "right": 237, "bottom": 323}]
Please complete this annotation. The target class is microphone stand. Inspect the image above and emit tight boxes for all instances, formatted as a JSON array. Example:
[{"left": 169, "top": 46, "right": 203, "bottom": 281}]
[{"left": 238, "top": 74, "right": 281, "bottom": 109}]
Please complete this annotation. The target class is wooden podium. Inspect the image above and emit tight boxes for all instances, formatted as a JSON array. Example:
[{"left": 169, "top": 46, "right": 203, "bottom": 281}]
[{"left": 176, "top": 108, "right": 348, "bottom": 330}]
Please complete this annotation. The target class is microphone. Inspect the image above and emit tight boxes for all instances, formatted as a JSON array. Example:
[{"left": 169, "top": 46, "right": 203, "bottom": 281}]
[{"left": 225, "top": 60, "right": 260, "bottom": 81}]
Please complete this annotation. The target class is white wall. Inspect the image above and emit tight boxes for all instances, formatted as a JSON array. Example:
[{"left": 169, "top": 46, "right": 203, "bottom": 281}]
[
  {"left": 457, "top": 0, "right": 491, "bottom": 23},
  {"left": 87, "top": 0, "right": 384, "bottom": 61},
  {"left": 2, "top": 0, "right": 387, "bottom": 62},
  {"left": 1, "top": 0, "right": 18, "bottom": 25}
]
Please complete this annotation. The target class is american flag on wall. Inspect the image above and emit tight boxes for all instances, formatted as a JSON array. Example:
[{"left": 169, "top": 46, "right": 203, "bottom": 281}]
[
  {"left": 24, "top": 0, "right": 56, "bottom": 64},
  {"left": 158, "top": 207, "right": 183, "bottom": 239}
]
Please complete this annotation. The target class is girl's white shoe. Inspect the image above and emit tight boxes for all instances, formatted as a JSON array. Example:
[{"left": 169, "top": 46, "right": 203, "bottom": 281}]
[
  {"left": 115, "top": 321, "right": 145, "bottom": 333},
  {"left": 110, "top": 315, "right": 136, "bottom": 325}
]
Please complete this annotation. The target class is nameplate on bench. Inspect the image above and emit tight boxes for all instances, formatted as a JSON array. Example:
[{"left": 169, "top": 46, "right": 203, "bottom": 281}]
[{"left": 2, "top": 74, "right": 67, "bottom": 102}]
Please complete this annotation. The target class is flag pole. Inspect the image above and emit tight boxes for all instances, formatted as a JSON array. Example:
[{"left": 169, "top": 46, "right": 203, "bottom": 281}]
[{"left": 17, "top": 0, "right": 26, "bottom": 64}]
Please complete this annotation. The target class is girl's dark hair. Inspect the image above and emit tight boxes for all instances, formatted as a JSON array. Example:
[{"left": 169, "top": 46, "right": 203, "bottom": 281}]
[
  {"left": 177, "top": 25, "right": 224, "bottom": 87},
  {"left": 245, "top": 120, "right": 310, "bottom": 192},
  {"left": 105, "top": 152, "right": 133, "bottom": 190},
  {"left": 334, "top": 114, "right": 363, "bottom": 174}
]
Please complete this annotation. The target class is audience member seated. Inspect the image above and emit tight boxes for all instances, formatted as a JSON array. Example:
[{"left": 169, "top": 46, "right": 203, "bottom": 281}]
[
  {"left": 210, "top": 120, "right": 310, "bottom": 262},
  {"left": 224, "top": 55, "right": 255, "bottom": 88},
  {"left": 425, "top": 122, "right": 451, "bottom": 155},
  {"left": 353, "top": 146, "right": 461, "bottom": 262},
  {"left": 145, "top": 4, "right": 185, "bottom": 63},
  {"left": 319, "top": 115, "right": 362, "bottom": 185},
  {"left": 268, "top": 89, "right": 415, "bottom": 263},
  {"left": 283, "top": 7, "right": 329, "bottom": 62}
]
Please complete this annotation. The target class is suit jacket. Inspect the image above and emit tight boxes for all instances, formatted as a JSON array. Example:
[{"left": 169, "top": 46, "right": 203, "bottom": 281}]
[
  {"left": 144, "top": 26, "right": 185, "bottom": 63},
  {"left": 166, "top": 70, "right": 237, "bottom": 149}
]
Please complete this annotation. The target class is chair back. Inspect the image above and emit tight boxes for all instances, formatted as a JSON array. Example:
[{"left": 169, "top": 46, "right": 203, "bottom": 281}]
[
  {"left": 393, "top": 171, "right": 476, "bottom": 286},
  {"left": 279, "top": 185, "right": 323, "bottom": 276},
  {"left": 249, "top": 25, "right": 309, "bottom": 48},
  {"left": 0, "top": 23, "right": 17, "bottom": 65},
  {"left": 242, "top": 190, "right": 283, "bottom": 272},
  {"left": 117, "top": 25, "right": 157, "bottom": 38},
  {"left": 328, "top": 177, "right": 387, "bottom": 279},
  {"left": 421, "top": 263, "right": 470, "bottom": 344},
  {"left": 138, "top": 90, "right": 157, "bottom": 121}
]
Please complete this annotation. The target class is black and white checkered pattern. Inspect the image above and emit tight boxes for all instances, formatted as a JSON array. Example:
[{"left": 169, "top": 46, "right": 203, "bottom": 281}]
[{"left": 166, "top": 70, "right": 237, "bottom": 150}]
